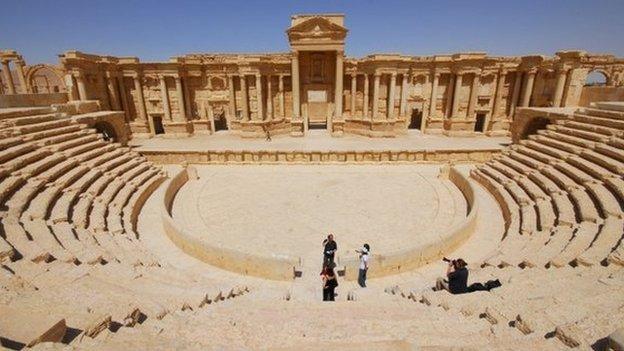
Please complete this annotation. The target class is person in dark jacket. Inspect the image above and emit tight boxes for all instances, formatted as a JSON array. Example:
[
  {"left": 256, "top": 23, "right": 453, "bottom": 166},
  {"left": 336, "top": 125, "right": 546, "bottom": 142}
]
[
  {"left": 435, "top": 258, "right": 469, "bottom": 294},
  {"left": 322, "top": 234, "right": 337, "bottom": 267}
]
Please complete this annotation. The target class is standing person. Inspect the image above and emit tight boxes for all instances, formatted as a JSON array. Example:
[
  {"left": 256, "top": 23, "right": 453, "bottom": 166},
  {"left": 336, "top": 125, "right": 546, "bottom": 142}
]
[
  {"left": 435, "top": 258, "right": 469, "bottom": 294},
  {"left": 356, "top": 243, "right": 370, "bottom": 288},
  {"left": 322, "top": 234, "right": 337, "bottom": 267},
  {"left": 321, "top": 265, "right": 338, "bottom": 301}
]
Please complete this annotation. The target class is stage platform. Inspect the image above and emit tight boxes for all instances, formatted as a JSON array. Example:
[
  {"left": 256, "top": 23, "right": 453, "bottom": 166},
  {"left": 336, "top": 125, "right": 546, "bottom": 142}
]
[{"left": 130, "top": 130, "right": 510, "bottom": 164}]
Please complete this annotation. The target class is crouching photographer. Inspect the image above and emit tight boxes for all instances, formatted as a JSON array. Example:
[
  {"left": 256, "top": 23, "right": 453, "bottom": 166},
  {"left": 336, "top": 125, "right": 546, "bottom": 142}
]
[{"left": 435, "top": 257, "right": 468, "bottom": 294}]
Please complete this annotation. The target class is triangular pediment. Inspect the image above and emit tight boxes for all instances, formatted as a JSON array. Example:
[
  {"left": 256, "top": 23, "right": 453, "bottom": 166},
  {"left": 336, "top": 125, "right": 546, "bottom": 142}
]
[{"left": 287, "top": 17, "right": 347, "bottom": 40}]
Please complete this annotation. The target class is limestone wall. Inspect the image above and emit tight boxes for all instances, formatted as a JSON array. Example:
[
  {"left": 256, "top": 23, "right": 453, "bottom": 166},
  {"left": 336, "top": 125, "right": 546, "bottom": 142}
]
[
  {"left": 161, "top": 167, "right": 301, "bottom": 281},
  {"left": 0, "top": 92, "right": 67, "bottom": 108},
  {"left": 141, "top": 149, "right": 500, "bottom": 165},
  {"left": 578, "top": 86, "right": 624, "bottom": 107},
  {"left": 338, "top": 166, "right": 478, "bottom": 280}
]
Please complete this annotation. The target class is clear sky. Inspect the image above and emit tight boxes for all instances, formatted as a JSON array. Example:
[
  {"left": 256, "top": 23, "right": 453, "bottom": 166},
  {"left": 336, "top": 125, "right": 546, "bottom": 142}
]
[{"left": 2, "top": 0, "right": 623, "bottom": 65}]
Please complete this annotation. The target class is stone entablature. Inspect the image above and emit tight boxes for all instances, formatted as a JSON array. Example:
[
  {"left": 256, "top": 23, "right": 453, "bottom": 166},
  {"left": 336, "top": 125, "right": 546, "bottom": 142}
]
[{"left": 55, "top": 14, "right": 624, "bottom": 139}]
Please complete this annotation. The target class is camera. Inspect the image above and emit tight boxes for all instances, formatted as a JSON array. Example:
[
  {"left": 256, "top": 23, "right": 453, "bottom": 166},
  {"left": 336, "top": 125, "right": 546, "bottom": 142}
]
[{"left": 442, "top": 257, "right": 454, "bottom": 263}]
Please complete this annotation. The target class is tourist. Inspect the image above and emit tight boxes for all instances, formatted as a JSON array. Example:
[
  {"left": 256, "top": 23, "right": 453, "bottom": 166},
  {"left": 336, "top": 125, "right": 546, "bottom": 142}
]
[
  {"left": 321, "top": 265, "right": 338, "bottom": 301},
  {"left": 435, "top": 258, "right": 469, "bottom": 294},
  {"left": 322, "top": 234, "right": 337, "bottom": 267},
  {"left": 356, "top": 244, "right": 370, "bottom": 288}
]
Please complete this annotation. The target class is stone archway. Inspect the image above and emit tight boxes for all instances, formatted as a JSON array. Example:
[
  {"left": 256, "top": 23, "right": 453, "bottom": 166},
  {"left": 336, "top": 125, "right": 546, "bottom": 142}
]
[
  {"left": 94, "top": 121, "right": 119, "bottom": 142},
  {"left": 584, "top": 69, "right": 611, "bottom": 86},
  {"left": 26, "top": 64, "right": 66, "bottom": 93}
]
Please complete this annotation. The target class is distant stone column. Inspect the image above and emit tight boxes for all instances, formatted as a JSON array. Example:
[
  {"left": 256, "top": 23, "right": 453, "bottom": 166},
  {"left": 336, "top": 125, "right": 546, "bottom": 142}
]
[
  {"left": 133, "top": 74, "right": 148, "bottom": 122},
  {"left": 445, "top": 73, "right": 456, "bottom": 118},
  {"left": 183, "top": 74, "right": 193, "bottom": 119},
  {"left": 174, "top": 75, "right": 187, "bottom": 121},
  {"left": 372, "top": 73, "right": 380, "bottom": 120},
  {"left": 399, "top": 73, "right": 409, "bottom": 117},
  {"left": 467, "top": 72, "right": 480, "bottom": 119},
  {"left": 227, "top": 74, "right": 236, "bottom": 119},
  {"left": 76, "top": 71, "right": 88, "bottom": 101},
  {"left": 291, "top": 52, "right": 300, "bottom": 119},
  {"left": 350, "top": 73, "right": 357, "bottom": 118},
  {"left": 334, "top": 51, "right": 344, "bottom": 122},
  {"left": 363, "top": 74, "right": 369, "bottom": 119},
  {"left": 240, "top": 75, "right": 249, "bottom": 121},
  {"left": 255, "top": 74, "right": 263, "bottom": 121},
  {"left": 451, "top": 72, "right": 463, "bottom": 118},
  {"left": 159, "top": 75, "right": 171, "bottom": 121},
  {"left": 552, "top": 68, "right": 568, "bottom": 107},
  {"left": 97, "top": 72, "right": 111, "bottom": 109},
  {"left": 520, "top": 69, "right": 537, "bottom": 107},
  {"left": 387, "top": 72, "right": 397, "bottom": 119},
  {"left": 278, "top": 74, "right": 285, "bottom": 118},
  {"left": 15, "top": 60, "right": 29, "bottom": 93},
  {"left": 106, "top": 72, "right": 121, "bottom": 110},
  {"left": 266, "top": 75, "right": 273, "bottom": 120},
  {"left": 1, "top": 60, "right": 15, "bottom": 94},
  {"left": 492, "top": 70, "right": 507, "bottom": 118},
  {"left": 429, "top": 71, "right": 439, "bottom": 118},
  {"left": 509, "top": 71, "right": 522, "bottom": 116},
  {"left": 117, "top": 74, "right": 131, "bottom": 121}
]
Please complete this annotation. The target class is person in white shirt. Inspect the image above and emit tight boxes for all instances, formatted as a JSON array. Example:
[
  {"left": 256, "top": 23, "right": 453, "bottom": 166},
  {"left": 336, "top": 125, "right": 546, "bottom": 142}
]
[{"left": 356, "top": 243, "right": 370, "bottom": 287}]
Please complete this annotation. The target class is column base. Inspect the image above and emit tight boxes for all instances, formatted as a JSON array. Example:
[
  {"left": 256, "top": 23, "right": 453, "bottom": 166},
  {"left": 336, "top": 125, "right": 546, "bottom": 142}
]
[
  {"left": 192, "top": 120, "right": 213, "bottom": 134},
  {"left": 129, "top": 121, "right": 152, "bottom": 138},
  {"left": 290, "top": 119, "right": 305, "bottom": 137},
  {"left": 423, "top": 118, "right": 444, "bottom": 134}
]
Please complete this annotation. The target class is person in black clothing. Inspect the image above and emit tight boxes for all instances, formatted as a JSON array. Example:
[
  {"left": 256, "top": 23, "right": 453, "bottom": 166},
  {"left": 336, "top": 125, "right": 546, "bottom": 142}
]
[
  {"left": 435, "top": 258, "right": 469, "bottom": 294},
  {"left": 322, "top": 234, "right": 337, "bottom": 267},
  {"left": 321, "top": 264, "right": 338, "bottom": 301}
]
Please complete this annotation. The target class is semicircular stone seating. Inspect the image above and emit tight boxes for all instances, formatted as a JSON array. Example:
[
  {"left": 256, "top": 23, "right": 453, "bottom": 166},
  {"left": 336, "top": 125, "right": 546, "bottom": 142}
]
[
  {"left": 471, "top": 103, "right": 624, "bottom": 269},
  {"left": 0, "top": 103, "right": 249, "bottom": 347},
  {"left": 386, "top": 102, "right": 624, "bottom": 350}
]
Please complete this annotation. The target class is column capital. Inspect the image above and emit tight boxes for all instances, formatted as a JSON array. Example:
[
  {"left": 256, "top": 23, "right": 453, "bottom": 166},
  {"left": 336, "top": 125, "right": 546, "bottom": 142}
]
[
  {"left": 390, "top": 72, "right": 397, "bottom": 78},
  {"left": 0, "top": 59, "right": 11, "bottom": 65},
  {"left": 255, "top": 73, "right": 261, "bottom": 79},
  {"left": 373, "top": 72, "right": 381, "bottom": 78},
  {"left": 350, "top": 72, "right": 357, "bottom": 78}
]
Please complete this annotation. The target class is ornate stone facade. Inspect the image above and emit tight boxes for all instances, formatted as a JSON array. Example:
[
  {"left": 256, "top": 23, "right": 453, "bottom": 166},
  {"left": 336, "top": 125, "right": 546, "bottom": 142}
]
[{"left": 57, "top": 14, "right": 624, "bottom": 138}]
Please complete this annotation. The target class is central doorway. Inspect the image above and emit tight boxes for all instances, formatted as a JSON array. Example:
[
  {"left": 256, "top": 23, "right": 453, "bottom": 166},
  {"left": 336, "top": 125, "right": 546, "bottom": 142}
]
[{"left": 299, "top": 51, "right": 336, "bottom": 130}]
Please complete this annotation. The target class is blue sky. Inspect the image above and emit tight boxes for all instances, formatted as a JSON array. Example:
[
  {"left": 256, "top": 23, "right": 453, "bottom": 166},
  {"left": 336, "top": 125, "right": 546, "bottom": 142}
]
[{"left": 1, "top": 0, "right": 623, "bottom": 64}]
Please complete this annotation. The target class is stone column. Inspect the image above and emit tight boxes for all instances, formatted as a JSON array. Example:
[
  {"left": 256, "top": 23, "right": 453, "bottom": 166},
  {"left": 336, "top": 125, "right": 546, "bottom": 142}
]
[
  {"left": 117, "top": 74, "right": 131, "bottom": 121},
  {"left": 552, "top": 68, "right": 568, "bottom": 107},
  {"left": 159, "top": 75, "right": 171, "bottom": 120},
  {"left": 429, "top": 71, "right": 439, "bottom": 118},
  {"left": 183, "top": 75, "right": 193, "bottom": 119},
  {"left": 1, "top": 60, "right": 15, "bottom": 94},
  {"left": 266, "top": 75, "right": 273, "bottom": 120},
  {"left": 467, "top": 72, "right": 480, "bottom": 119},
  {"left": 334, "top": 51, "right": 344, "bottom": 120},
  {"left": 133, "top": 74, "right": 148, "bottom": 122},
  {"left": 372, "top": 73, "right": 380, "bottom": 120},
  {"left": 278, "top": 74, "right": 285, "bottom": 118},
  {"left": 106, "top": 72, "right": 121, "bottom": 110},
  {"left": 240, "top": 75, "right": 249, "bottom": 121},
  {"left": 255, "top": 74, "right": 263, "bottom": 120},
  {"left": 97, "top": 73, "right": 111, "bottom": 110},
  {"left": 15, "top": 60, "right": 29, "bottom": 93},
  {"left": 363, "top": 74, "right": 369, "bottom": 119},
  {"left": 400, "top": 73, "right": 409, "bottom": 117},
  {"left": 291, "top": 52, "right": 300, "bottom": 119},
  {"left": 520, "top": 69, "right": 536, "bottom": 107},
  {"left": 174, "top": 75, "right": 187, "bottom": 121},
  {"left": 388, "top": 72, "right": 397, "bottom": 119},
  {"left": 509, "top": 71, "right": 522, "bottom": 116},
  {"left": 451, "top": 72, "right": 463, "bottom": 118},
  {"left": 492, "top": 70, "right": 507, "bottom": 118},
  {"left": 350, "top": 73, "right": 357, "bottom": 117},
  {"left": 227, "top": 74, "right": 236, "bottom": 119},
  {"left": 76, "top": 71, "right": 88, "bottom": 101}
]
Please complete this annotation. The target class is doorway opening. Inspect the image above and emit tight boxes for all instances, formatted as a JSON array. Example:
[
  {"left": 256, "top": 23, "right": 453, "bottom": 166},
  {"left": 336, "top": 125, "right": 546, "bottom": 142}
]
[
  {"left": 152, "top": 116, "right": 165, "bottom": 135},
  {"left": 409, "top": 109, "right": 422, "bottom": 130},
  {"left": 474, "top": 113, "right": 486, "bottom": 133},
  {"left": 214, "top": 112, "right": 228, "bottom": 131}
]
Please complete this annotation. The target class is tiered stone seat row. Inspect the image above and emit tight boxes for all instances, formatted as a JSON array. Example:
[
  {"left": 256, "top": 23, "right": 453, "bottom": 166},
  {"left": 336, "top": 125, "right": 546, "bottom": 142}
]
[
  {"left": 471, "top": 104, "right": 624, "bottom": 269},
  {"left": 0, "top": 105, "right": 251, "bottom": 347},
  {"left": 387, "top": 265, "right": 624, "bottom": 349}
]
